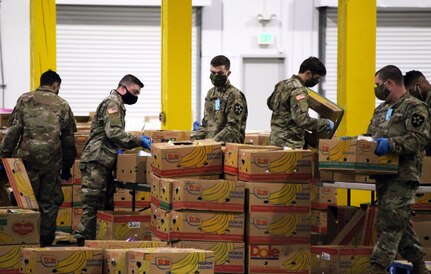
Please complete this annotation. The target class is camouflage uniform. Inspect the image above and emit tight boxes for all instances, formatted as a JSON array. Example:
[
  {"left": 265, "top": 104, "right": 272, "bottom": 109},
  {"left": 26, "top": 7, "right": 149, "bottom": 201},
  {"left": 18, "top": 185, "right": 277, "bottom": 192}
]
[
  {"left": 75, "top": 90, "right": 141, "bottom": 240},
  {"left": 267, "top": 75, "right": 331, "bottom": 148},
  {"left": 192, "top": 80, "right": 248, "bottom": 144},
  {"left": 367, "top": 93, "right": 430, "bottom": 268},
  {"left": 0, "top": 86, "right": 77, "bottom": 246}
]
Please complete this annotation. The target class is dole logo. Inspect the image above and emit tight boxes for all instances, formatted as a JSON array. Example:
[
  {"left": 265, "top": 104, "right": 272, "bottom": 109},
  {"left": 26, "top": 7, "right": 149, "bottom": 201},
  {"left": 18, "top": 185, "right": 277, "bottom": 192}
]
[
  {"left": 320, "top": 145, "right": 329, "bottom": 153},
  {"left": 360, "top": 142, "right": 373, "bottom": 152},
  {"left": 42, "top": 255, "right": 58, "bottom": 267},
  {"left": 255, "top": 187, "right": 269, "bottom": 199},
  {"left": 187, "top": 215, "right": 202, "bottom": 226},
  {"left": 255, "top": 157, "right": 270, "bottom": 167},
  {"left": 12, "top": 222, "right": 34, "bottom": 236},
  {"left": 167, "top": 153, "right": 180, "bottom": 162},
  {"left": 187, "top": 183, "right": 202, "bottom": 194},
  {"left": 250, "top": 245, "right": 280, "bottom": 259},
  {"left": 253, "top": 217, "right": 269, "bottom": 228},
  {"left": 156, "top": 257, "right": 171, "bottom": 268}
]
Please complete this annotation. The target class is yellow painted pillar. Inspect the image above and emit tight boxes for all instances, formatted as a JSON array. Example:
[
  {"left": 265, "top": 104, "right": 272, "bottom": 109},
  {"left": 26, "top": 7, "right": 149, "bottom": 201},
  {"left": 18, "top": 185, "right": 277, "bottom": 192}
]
[
  {"left": 337, "top": 0, "right": 376, "bottom": 206},
  {"left": 30, "top": 0, "right": 57, "bottom": 91},
  {"left": 161, "top": 0, "right": 192, "bottom": 130}
]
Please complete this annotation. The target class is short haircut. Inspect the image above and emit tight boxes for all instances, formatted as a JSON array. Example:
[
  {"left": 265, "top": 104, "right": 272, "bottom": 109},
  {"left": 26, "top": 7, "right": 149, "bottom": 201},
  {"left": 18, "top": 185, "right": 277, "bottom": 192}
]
[
  {"left": 404, "top": 70, "right": 425, "bottom": 87},
  {"left": 118, "top": 74, "right": 144, "bottom": 88},
  {"left": 299, "top": 57, "right": 327, "bottom": 77},
  {"left": 40, "top": 70, "right": 61, "bottom": 86},
  {"left": 375, "top": 65, "right": 404, "bottom": 86},
  {"left": 210, "top": 55, "right": 231, "bottom": 70}
]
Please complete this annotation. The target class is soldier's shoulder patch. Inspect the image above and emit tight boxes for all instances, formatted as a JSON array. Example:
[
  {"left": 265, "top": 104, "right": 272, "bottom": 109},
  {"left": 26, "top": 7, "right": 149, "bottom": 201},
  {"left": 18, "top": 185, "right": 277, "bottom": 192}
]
[
  {"left": 107, "top": 105, "right": 118, "bottom": 114},
  {"left": 234, "top": 103, "right": 244, "bottom": 115},
  {"left": 411, "top": 113, "right": 425, "bottom": 128},
  {"left": 295, "top": 93, "right": 306, "bottom": 101}
]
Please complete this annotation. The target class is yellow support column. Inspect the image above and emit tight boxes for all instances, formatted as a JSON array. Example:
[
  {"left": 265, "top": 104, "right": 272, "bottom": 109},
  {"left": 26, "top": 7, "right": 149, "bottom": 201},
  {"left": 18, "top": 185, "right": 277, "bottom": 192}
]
[
  {"left": 337, "top": 0, "right": 376, "bottom": 206},
  {"left": 161, "top": 0, "right": 192, "bottom": 130},
  {"left": 30, "top": 0, "right": 57, "bottom": 91}
]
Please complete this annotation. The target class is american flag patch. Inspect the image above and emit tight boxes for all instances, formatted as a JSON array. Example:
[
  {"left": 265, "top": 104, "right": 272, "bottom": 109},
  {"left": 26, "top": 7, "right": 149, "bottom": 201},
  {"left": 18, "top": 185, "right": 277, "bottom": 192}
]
[
  {"left": 107, "top": 106, "right": 118, "bottom": 114},
  {"left": 295, "top": 94, "right": 306, "bottom": 101}
]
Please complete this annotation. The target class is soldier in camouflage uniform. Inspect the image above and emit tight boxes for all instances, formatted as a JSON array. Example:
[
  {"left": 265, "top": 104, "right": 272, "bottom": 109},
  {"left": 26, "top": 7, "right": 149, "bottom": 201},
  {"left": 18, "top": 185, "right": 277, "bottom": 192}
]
[
  {"left": 367, "top": 65, "right": 430, "bottom": 274},
  {"left": 267, "top": 57, "right": 333, "bottom": 148},
  {"left": 0, "top": 70, "right": 77, "bottom": 247},
  {"left": 73, "top": 74, "right": 151, "bottom": 243},
  {"left": 192, "top": 55, "right": 248, "bottom": 144}
]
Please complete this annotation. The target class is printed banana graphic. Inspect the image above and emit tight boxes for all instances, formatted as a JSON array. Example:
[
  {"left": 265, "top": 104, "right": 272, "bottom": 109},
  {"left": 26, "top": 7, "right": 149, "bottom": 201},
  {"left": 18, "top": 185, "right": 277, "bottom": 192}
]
[
  {"left": 347, "top": 256, "right": 371, "bottom": 274},
  {"left": 62, "top": 186, "right": 72, "bottom": 202},
  {"left": 57, "top": 209, "right": 71, "bottom": 226},
  {"left": 136, "top": 191, "right": 150, "bottom": 202},
  {"left": 170, "top": 252, "right": 206, "bottom": 274},
  {"left": 177, "top": 145, "right": 211, "bottom": 168},
  {"left": 0, "top": 231, "right": 14, "bottom": 244},
  {"left": 98, "top": 220, "right": 108, "bottom": 240},
  {"left": 0, "top": 246, "right": 21, "bottom": 269},
  {"left": 282, "top": 248, "right": 309, "bottom": 271},
  {"left": 114, "top": 223, "right": 131, "bottom": 239},
  {"left": 112, "top": 254, "right": 125, "bottom": 274},
  {"left": 209, "top": 242, "right": 234, "bottom": 265},
  {"left": 268, "top": 214, "right": 301, "bottom": 236},
  {"left": 24, "top": 254, "right": 36, "bottom": 273},
  {"left": 328, "top": 140, "right": 351, "bottom": 161},
  {"left": 200, "top": 213, "right": 234, "bottom": 234},
  {"left": 201, "top": 180, "right": 236, "bottom": 202},
  {"left": 268, "top": 152, "right": 302, "bottom": 173},
  {"left": 53, "top": 250, "right": 93, "bottom": 274},
  {"left": 12, "top": 169, "right": 35, "bottom": 198},
  {"left": 137, "top": 258, "right": 150, "bottom": 274},
  {"left": 268, "top": 184, "right": 303, "bottom": 205}
]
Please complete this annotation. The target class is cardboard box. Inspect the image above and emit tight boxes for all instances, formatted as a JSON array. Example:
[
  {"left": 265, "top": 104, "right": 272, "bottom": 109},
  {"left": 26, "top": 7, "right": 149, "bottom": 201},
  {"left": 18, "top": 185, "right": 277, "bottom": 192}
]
[
  {"left": 244, "top": 133, "right": 270, "bottom": 146},
  {"left": 318, "top": 139, "right": 399, "bottom": 175},
  {"left": 224, "top": 143, "right": 280, "bottom": 175},
  {"left": 60, "top": 185, "right": 72, "bottom": 208},
  {"left": 0, "top": 113, "right": 11, "bottom": 127},
  {"left": 412, "top": 213, "right": 431, "bottom": 248},
  {"left": 151, "top": 205, "right": 170, "bottom": 241},
  {"left": 310, "top": 184, "right": 337, "bottom": 210},
  {"left": 75, "top": 115, "right": 93, "bottom": 131},
  {"left": 310, "top": 245, "right": 373, "bottom": 274},
  {"left": 72, "top": 185, "right": 82, "bottom": 207},
  {"left": 104, "top": 248, "right": 128, "bottom": 274},
  {"left": 96, "top": 210, "right": 151, "bottom": 241},
  {"left": 72, "top": 207, "right": 83, "bottom": 231},
  {"left": 174, "top": 241, "right": 245, "bottom": 273},
  {"left": 248, "top": 244, "right": 310, "bottom": 274},
  {"left": 327, "top": 206, "right": 358, "bottom": 244},
  {"left": 247, "top": 212, "right": 310, "bottom": 244},
  {"left": 56, "top": 207, "right": 72, "bottom": 232},
  {"left": 151, "top": 176, "right": 174, "bottom": 211},
  {"left": 238, "top": 149, "right": 314, "bottom": 182},
  {"left": 420, "top": 156, "right": 431, "bottom": 184},
  {"left": 75, "top": 133, "right": 89, "bottom": 158},
  {"left": 0, "top": 244, "right": 39, "bottom": 273},
  {"left": 246, "top": 182, "right": 310, "bottom": 213},
  {"left": 171, "top": 179, "right": 245, "bottom": 212},
  {"left": 21, "top": 247, "right": 103, "bottom": 274},
  {"left": 2, "top": 158, "right": 39, "bottom": 209},
  {"left": 151, "top": 130, "right": 191, "bottom": 143},
  {"left": 0, "top": 208, "right": 40, "bottom": 245},
  {"left": 311, "top": 209, "right": 327, "bottom": 234},
  {"left": 304, "top": 88, "right": 344, "bottom": 148},
  {"left": 169, "top": 210, "right": 244, "bottom": 242},
  {"left": 116, "top": 153, "right": 148, "bottom": 183},
  {"left": 413, "top": 192, "right": 431, "bottom": 210},
  {"left": 127, "top": 247, "right": 214, "bottom": 274},
  {"left": 85, "top": 240, "right": 167, "bottom": 249},
  {"left": 151, "top": 140, "right": 223, "bottom": 177},
  {"left": 114, "top": 188, "right": 151, "bottom": 208},
  {"left": 72, "top": 160, "right": 81, "bottom": 185}
]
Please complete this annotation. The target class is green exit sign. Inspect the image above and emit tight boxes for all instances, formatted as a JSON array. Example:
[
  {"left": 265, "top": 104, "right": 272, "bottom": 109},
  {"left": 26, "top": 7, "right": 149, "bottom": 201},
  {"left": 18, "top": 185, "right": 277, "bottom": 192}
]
[{"left": 258, "top": 33, "right": 274, "bottom": 45}]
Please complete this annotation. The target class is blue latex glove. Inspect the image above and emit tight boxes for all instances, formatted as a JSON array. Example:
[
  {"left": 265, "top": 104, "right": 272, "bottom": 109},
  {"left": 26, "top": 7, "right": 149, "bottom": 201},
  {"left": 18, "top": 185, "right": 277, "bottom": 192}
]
[
  {"left": 141, "top": 136, "right": 152, "bottom": 150},
  {"left": 117, "top": 149, "right": 123, "bottom": 154},
  {"left": 60, "top": 169, "right": 72, "bottom": 181},
  {"left": 339, "top": 136, "right": 349, "bottom": 140},
  {"left": 374, "top": 138, "right": 390, "bottom": 156},
  {"left": 193, "top": 121, "right": 201, "bottom": 131},
  {"left": 328, "top": 120, "right": 334, "bottom": 130}
]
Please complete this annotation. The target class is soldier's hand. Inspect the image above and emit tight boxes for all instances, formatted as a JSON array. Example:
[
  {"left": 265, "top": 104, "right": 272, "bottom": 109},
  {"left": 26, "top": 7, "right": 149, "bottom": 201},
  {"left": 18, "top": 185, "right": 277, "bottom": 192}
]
[
  {"left": 141, "top": 136, "right": 152, "bottom": 150},
  {"left": 374, "top": 138, "right": 390, "bottom": 156}
]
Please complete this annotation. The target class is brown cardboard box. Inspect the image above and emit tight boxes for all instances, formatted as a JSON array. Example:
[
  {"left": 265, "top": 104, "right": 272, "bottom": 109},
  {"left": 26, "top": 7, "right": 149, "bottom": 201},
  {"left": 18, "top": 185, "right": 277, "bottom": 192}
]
[
  {"left": 310, "top": 245, "right": 373, "bottom": 274},
  {"left": 0, "top": 113, "right": 11, "bottom": 127},
  {"left": 304, "top": 88, "right": 344, "bottom": 148},
  {"left": 413, "top": 192, "right": 431, "bottom": 210},
  {"left": 22, "top": 247, "right": 103, "bottom": 274},
  {"left": 151, "top": 176, "right": 174, "bottom": 211},
  {"left": 310, "top": 184, "right": 337, "bottom": 210},
  {"left": 72, "top": 185, "right": 82, "bottom": 207},
  {"left": 247, "top": 211, "right": 310, "bottom": 244},
  {"left": 56, "top": 207, "right": 72, "bottom": 232},
  {"left": 61, "top": 185, "right": 72, "bottom": 208},
  {"left": 96, "top": 210, "right": 151, "bottom": 241},
  {"left": 171, "top": 179, "right": 245, "bottom": 212},
  {"left": 151, "top": 140, "right": 223, "bottom": 177},
  {"left": 0, "top": 208, "right": 40, "bottom": 245},
  {"left": 224, "top": 143, "right": 280, "bottom": 175},
  {"left": 327, "top": 206, "right": 358, "bottom": 244},
  {"left": 116, "top": 153, "right": 149, "bottom": 183},
  {"left": 244, "top": 133, "right": 271, "bottom": 146},
  {"left": 151, "top": 204, "right": 170, "bottom": 241},
  {"left": 169, "top": 210, "right": 244, "bottom": 242},
  {"left": 174, "top": 241, "right": 245, "bottom": 273},
  {"left": 85, "top": 240, "right": 167, "bottom": 249},
  {"left": 311, "top": 209, "right": 327, "bottom": 234},
  {"left": 2, "top": 158, "right": 39, "bottom": 209},
  {"left": 72, "top": 207, "right": 83, "bottom": 231},
  {"left": 412, "top": 213, "right": 431, "bottom": 247},
  {"left": 104, "top": 248, "right": 128, "bottom": 274},
  {"left": 127, "top": 248, "right": 214, "bottom": 274},
  {"left": 248, "top": 244, "right": 310, "bottom": 274},
  {"left": 75, "top": 133, "right": 89, "bottom": 158},
  {"left": 319, "top": 139, "right": 399, "bottom": 175},
  {"left": 72, "top": 159, "right": 81, "bottom": 185},
  {"left": 151, "top": 130, "right": 191, "bottom": 143},
  {"left": 0, "top": 244, "right": 39, "bottom": 273},
  {"left": 246, "top": 182, "right": 310, "bottom": 213},
  {"left": 114, "top": 188, "right": 151, "bottom": 208},
  {"left": 238, "top": 149, "right": 314, "bottom": 182}
]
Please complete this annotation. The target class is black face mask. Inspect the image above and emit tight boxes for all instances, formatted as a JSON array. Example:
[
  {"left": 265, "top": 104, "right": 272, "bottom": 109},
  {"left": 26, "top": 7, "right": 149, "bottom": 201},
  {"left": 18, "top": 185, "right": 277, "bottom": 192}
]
[
  {"left": 210, "top": 73, "right": 227, "bottom": 87},
  {"left": 305, "top": 77, "right": 319, "bottom": 87},
  {"left": 121, "top": 86, "right": 138, "bottom": 105}
]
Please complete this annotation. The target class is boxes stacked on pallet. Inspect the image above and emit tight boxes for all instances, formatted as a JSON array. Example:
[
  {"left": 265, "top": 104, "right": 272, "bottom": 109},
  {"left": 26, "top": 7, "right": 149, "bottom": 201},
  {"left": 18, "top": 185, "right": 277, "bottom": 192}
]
[{"left": 310, "top": 182, "right": 337, "bottom": 245}]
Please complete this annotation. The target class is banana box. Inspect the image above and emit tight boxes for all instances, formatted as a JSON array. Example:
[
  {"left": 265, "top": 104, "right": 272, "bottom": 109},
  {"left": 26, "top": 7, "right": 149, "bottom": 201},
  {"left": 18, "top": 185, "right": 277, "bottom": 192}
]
[
  {"left": 244, "top": 132, "right": 271, "bottom": 146},
  {"left": 310, "top": 245, "right": 373, "bottom": 274},
  {"left": 174, "top": 241, "right": 245, "bottom": 273},
  {"left": 224, "top": 143, "right": 280, "bottom": 175},
  {"left": 151, "top": 140, "right": 223, "bottom": 177},
  {"left": 247, "top": 212, "right": 310, "bottom": 244},
  {"left": 0, "top": 244, "right": 38, "bottom": 273},
  {"left": 2, "top": 158, "right": 39, "bottom": 209},
  {"left": 56, "top": 207, "right": 72, "bottom": 233},
  {"left": 75, "top": 133, "right": 89, "bottom": 159},
  {"left": 248, "top": 244, "right": 310, "bottom": 274},
  {"left": 246, "top": 182, "right": 310, "bottom": 213},
  {"left": 96, "top": 210, "right": 151, "bottom": 241},
  {"left": 116, "top": 152, "right": 148, "bottom": 183},
  {"left": 114, "top": 187, "right": 151, "bottom": 208},
  {"left": 105, "top": 248, "right": 128, "bottom": 274},
  {"left": 127, "top": 247, "right": 214, "bottom": 274},
  {"left": 238, "top": 149, "right": 314, "bottom": 182},
  {"left": 72, "top": 185, "right": 82, "bottom": 207},
  {"left": 86, "top": 240, "right": 167, "bottom": 249},
  {"left": 310, "top": 184, "right": 337, "bottom": 210},
  {"left": 311, "top": 209, "right": 327, "bottom": 234},
  {"left": 153, "top": 177, "right": 175, "bottom": 211},
  {"left": 72, "top": 207, "right": 83, "bottom": 231},
  {"left": 170, "top": 210, "right": 244, "bottom": 242},
  {"left": 413, "top": 192, "right": 431, "bottom": 210},
  {"left": 151, "top": 130, "right": 191, "bottom": 143},
  {"left": 60, "top": 185, "right": 72, "bottom": 208},
  {"left": 318, "top": 139, "right": 399, "bottom": 175},
  {"left": 0, "top": 208, "right": 40, "bottom": 245},
  {"left": 21, "top": 247, "right": 103, "bottom": 274},
  {"left": 151, "top": 204, "right": 170, "bottom": 241},
  {"left": 172, "top": 179, "right": 245, "bottom": 212},
  {"left": 72, "top": 159, "right": 81, "bottom": 185}
]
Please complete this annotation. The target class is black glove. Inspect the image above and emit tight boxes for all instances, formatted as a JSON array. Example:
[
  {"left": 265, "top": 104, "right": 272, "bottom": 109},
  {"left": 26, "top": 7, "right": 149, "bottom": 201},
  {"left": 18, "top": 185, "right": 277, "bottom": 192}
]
[{"left": 60, "top": 169, "right": 72, "bottom": 181}]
